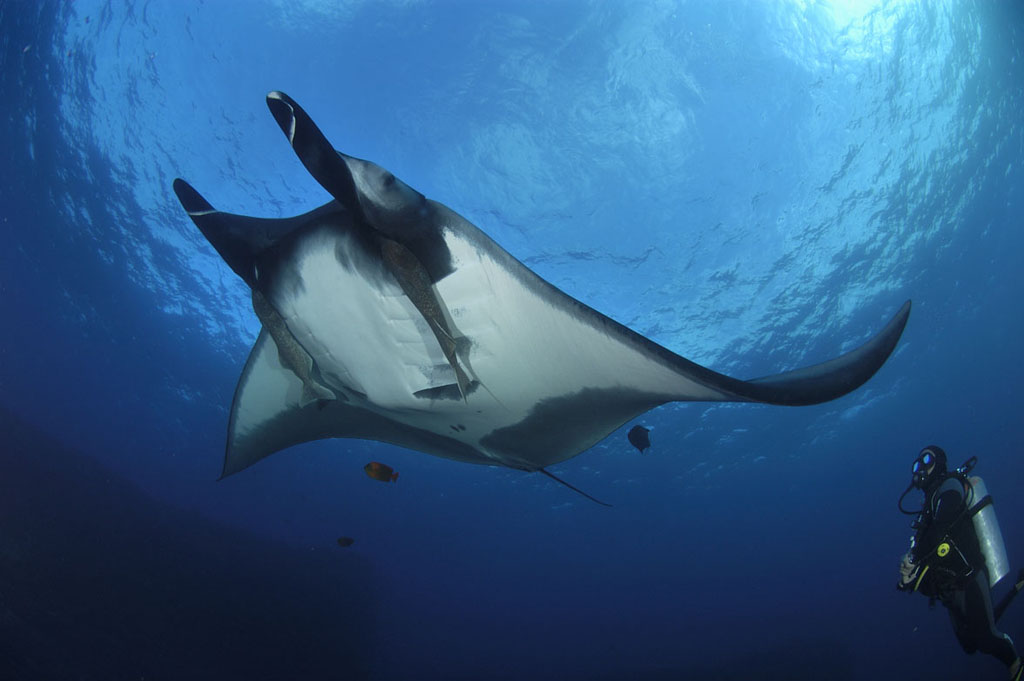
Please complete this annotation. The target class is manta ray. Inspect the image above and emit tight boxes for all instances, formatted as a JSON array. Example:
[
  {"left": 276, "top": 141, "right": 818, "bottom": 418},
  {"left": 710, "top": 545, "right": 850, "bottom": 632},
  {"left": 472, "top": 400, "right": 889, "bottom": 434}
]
[{"left": 173, "top": 91, "right": 910, "bottom": 501}]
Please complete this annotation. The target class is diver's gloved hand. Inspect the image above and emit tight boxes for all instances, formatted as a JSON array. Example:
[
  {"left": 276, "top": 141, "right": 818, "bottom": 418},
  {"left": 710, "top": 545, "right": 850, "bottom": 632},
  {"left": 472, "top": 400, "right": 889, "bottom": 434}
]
[{"left": 897, "top": 551, "right": 920, "bottom": 591}]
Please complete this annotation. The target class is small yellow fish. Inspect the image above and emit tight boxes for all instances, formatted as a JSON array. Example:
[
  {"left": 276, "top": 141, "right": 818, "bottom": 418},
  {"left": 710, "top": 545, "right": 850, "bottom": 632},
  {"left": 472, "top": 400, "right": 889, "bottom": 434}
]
[{"left": 364, "top": 461, "right": 398, "bottom": 483}]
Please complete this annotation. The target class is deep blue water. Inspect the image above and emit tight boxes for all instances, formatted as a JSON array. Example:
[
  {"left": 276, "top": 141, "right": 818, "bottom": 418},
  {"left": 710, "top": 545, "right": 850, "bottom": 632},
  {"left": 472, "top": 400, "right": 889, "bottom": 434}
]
[{"left": 2, "top": 1, "right": 1023, "bottom": 679}]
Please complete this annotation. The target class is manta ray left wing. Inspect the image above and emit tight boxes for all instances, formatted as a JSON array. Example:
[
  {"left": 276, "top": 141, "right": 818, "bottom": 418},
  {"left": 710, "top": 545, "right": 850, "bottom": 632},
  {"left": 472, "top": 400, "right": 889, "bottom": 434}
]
[{"left": 173, "top": 91, "right": 910, "bottom": 481}]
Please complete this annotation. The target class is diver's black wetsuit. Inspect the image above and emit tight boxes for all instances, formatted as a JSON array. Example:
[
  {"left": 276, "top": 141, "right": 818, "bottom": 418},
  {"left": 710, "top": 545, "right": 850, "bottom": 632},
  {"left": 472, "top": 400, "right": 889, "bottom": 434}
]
[{"left": 913, "top": 475, "right": 1018, "bottom": 667}]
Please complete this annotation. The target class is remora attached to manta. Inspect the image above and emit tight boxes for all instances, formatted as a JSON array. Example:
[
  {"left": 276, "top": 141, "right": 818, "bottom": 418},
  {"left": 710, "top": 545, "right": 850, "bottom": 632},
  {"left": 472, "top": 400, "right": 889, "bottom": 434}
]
[{"left": 173, "top": 91, "right": 910, "bottom": 496}]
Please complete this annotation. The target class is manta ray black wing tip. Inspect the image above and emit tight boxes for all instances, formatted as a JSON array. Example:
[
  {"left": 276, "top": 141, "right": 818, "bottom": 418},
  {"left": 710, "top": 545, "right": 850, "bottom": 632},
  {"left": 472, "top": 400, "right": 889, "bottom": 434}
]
[
  {"left": 743, "top": 299, "right": 912, "bottom": 406},
  {"left": 539, "top": 468, "right": 613, "bottom": 508},
  {"left": 172, "top": 178, "right": 214, "bottom": 215},
  {"left": 265, "top": 91, "right": 298, "bottom": 143}
]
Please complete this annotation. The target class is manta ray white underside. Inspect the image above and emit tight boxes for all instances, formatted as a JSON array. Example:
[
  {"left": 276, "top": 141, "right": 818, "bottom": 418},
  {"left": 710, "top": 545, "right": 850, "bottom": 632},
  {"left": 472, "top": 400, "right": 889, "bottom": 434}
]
[{"left": 174, "top": 91, "right": 910, "bottom": 488}]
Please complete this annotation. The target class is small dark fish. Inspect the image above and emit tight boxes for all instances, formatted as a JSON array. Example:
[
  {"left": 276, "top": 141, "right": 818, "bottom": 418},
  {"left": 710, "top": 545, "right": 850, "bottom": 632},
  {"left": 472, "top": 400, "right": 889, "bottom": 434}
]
[
  {"left": 364, "top": 461, "right": 399, "bottom": 482},
  {"left": 628, "top": 425, "right": 651, "bottom": 454},
  {"left": 336, "top": 537, "right": 355, "bottom": 548}
]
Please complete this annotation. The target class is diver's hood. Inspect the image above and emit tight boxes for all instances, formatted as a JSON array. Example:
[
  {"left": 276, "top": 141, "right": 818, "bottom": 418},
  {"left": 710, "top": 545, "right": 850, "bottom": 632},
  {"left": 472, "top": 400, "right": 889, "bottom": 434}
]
[{"left": 898, "top": 454, "right": 977, "bottom": 515}]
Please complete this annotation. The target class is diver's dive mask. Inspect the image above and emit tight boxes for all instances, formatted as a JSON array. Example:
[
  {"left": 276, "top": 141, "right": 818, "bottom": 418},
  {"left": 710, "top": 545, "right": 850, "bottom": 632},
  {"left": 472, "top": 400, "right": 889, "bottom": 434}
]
[
  {"left": 911, "top": 445, "right": 949, "bottom": 489},
  {"left": 898, "top": 445, "right": 950, "bottom": 515},
  {"left": 911, "top": 450, "right": 936, "bottom": 488}
]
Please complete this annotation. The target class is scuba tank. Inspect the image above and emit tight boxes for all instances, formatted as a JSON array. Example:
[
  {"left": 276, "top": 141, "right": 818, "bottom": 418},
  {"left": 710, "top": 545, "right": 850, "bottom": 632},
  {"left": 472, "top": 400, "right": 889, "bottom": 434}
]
[{"left": 966, "top": 475, "right": 1010, "bottom": 587}]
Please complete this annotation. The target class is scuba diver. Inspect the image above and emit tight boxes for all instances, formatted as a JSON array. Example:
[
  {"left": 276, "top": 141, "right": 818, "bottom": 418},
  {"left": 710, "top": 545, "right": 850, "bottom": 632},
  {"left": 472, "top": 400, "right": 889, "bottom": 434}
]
[{"left": 897, "top": 445, "right": 1024, "bottom": 680}]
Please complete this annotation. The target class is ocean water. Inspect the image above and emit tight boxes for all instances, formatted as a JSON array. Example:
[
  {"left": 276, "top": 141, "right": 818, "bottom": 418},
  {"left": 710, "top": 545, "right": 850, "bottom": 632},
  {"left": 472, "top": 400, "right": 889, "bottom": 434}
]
[{"left": 1, "top": 1, "right": 1023, "bottom": 679}]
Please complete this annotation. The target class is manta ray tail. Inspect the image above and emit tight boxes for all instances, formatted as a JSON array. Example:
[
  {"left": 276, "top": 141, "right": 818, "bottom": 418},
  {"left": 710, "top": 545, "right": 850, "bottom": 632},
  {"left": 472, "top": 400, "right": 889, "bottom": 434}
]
[{"left": 539, "top": 468, "right": 613, "bottom": 507}]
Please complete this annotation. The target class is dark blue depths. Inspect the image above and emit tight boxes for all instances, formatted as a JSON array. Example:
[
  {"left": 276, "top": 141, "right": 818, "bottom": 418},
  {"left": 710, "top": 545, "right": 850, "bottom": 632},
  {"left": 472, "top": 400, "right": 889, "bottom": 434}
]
[{"left": 1, "top": 2, "right": 1023, "bottom": 680}]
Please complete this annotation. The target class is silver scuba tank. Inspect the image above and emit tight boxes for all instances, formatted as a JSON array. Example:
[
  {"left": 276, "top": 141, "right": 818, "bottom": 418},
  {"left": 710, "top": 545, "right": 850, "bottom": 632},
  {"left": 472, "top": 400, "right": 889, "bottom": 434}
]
[{"left": 967, "top": 476, "right": 1010, "bottom": 587}]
